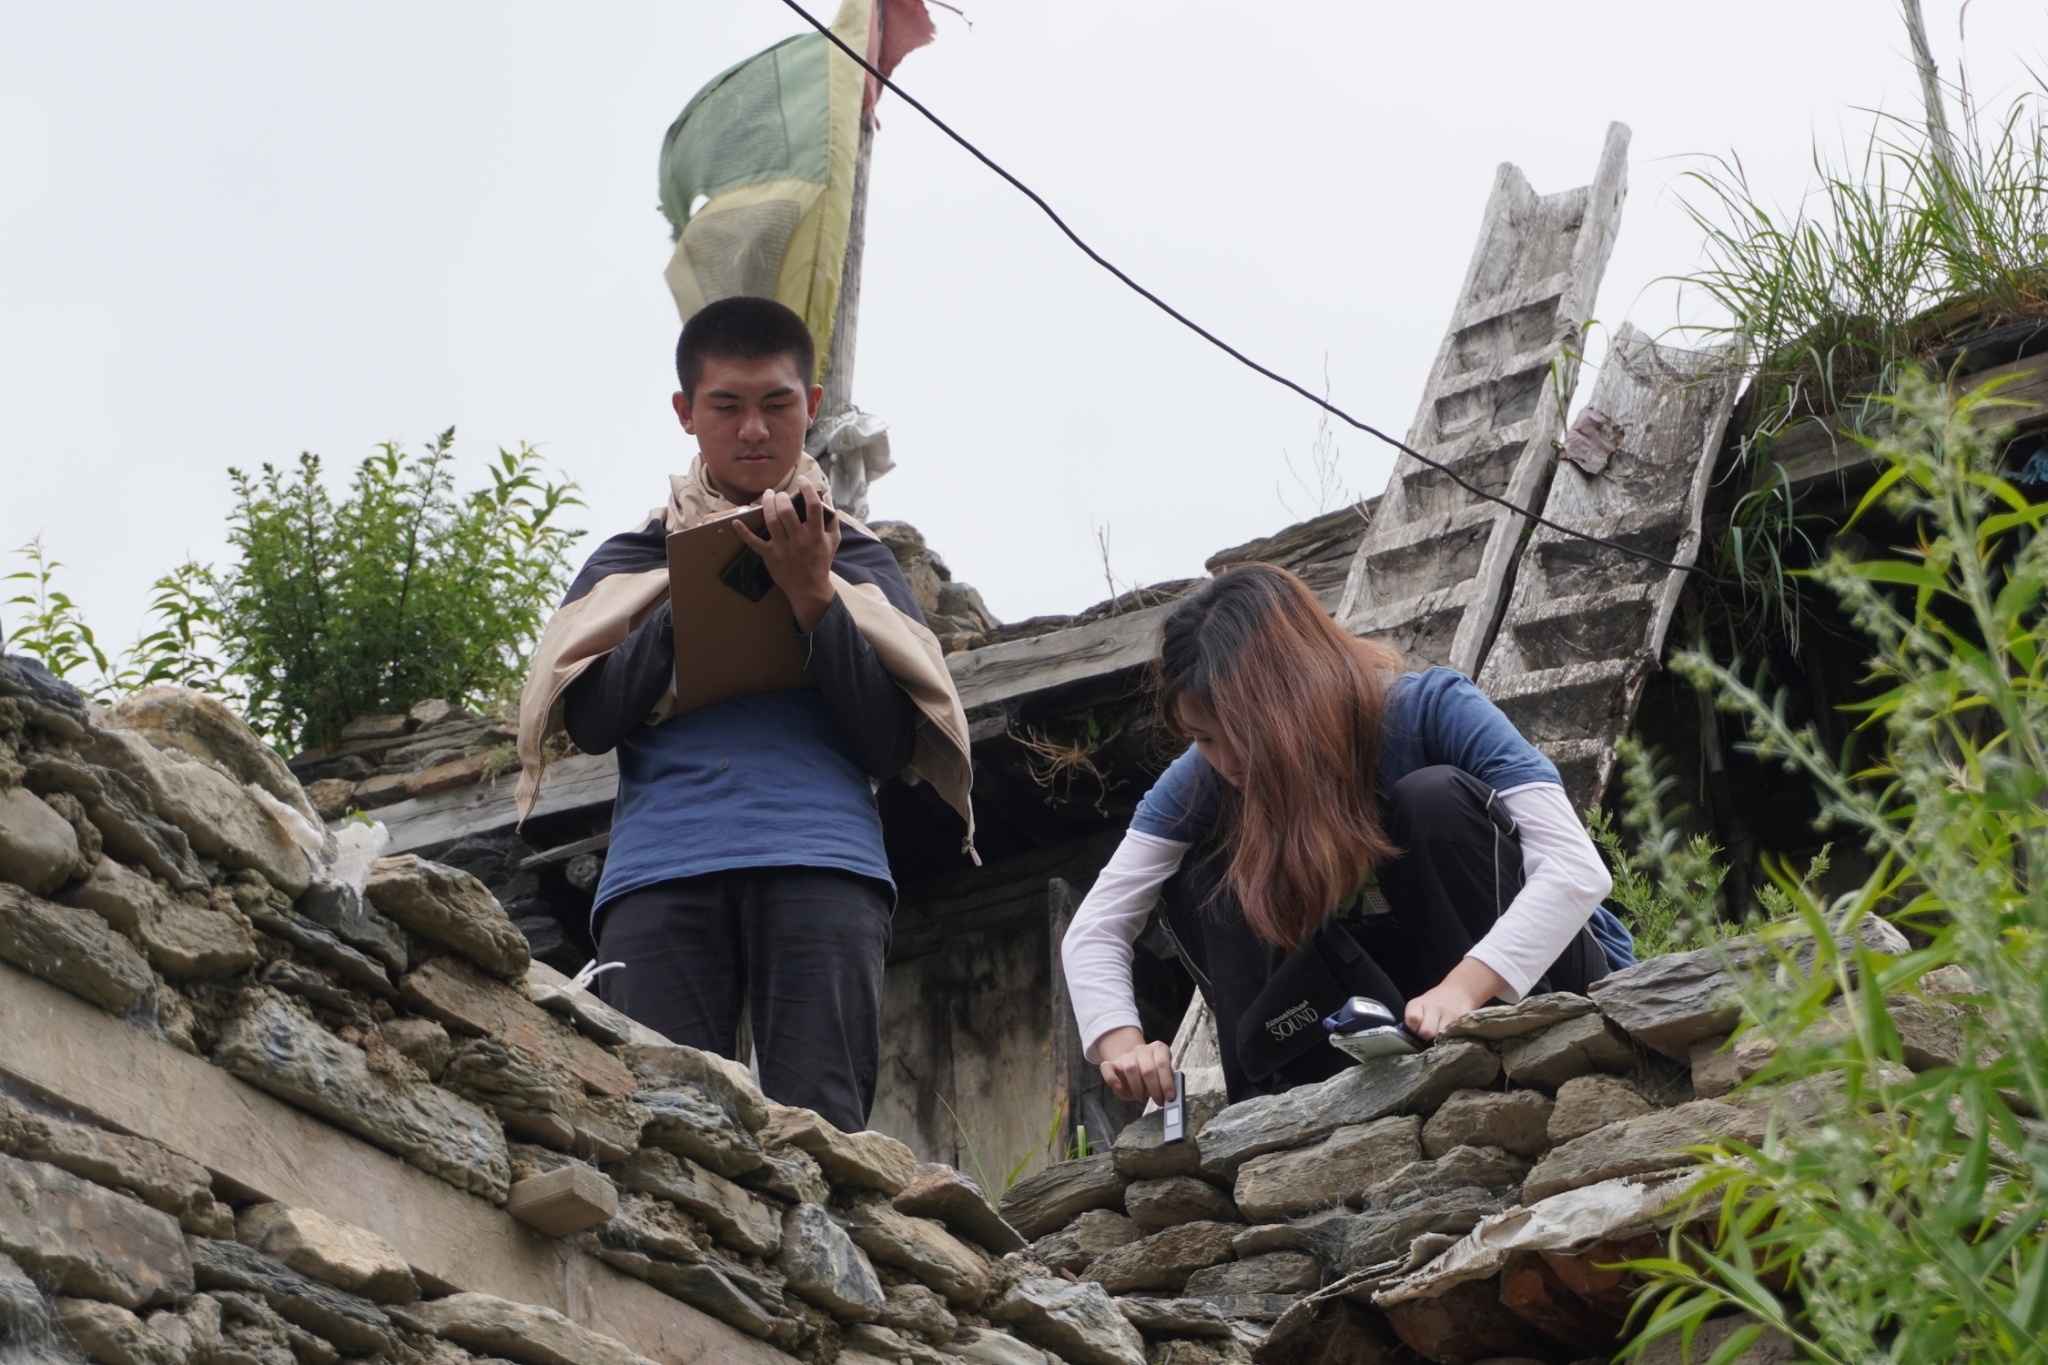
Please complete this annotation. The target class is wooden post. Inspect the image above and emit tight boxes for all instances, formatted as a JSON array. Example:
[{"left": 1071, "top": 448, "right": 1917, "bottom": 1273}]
[
  {"left": 817, "top": 9, "right": 879, "bottom": 518},
  {"left": 1047, "top": 877, "right": 1084, "bottom": 1162}
]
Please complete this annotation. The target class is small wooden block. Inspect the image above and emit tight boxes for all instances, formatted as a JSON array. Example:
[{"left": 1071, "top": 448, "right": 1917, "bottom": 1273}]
[{"left": 505, "top": 1165, "right": 618, "bottom": 1237}]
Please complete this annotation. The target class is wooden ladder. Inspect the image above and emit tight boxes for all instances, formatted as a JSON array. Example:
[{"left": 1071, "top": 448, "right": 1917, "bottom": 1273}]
[
  {"left": 1335, "top": 123, "right": 1630, "bottom": 675},
  {"left": 1475, "top": 325, "right": 1740, "bottom": 808}
]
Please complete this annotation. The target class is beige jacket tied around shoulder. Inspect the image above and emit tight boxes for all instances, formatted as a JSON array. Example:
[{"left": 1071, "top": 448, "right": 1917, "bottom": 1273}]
[{"left": 513, "top": 454, "right": 976, "bottom": 860}]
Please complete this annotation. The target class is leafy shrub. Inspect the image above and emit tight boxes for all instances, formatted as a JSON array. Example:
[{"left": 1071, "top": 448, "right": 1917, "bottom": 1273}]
[
  {"left": 1, "top": 431, "right": 581, "bottom": 750},
  {"left": 1625, "top": 370, "right": 2048, "bottom": 1362},
  {"left": 1588, "top": 737, "right": 1735, "bottom": 959}
]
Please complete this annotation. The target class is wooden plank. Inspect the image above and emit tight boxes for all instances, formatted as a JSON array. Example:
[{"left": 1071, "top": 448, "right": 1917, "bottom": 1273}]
[
  {"left": 1047, "top": 877, "right": 1084, "bottom": 1162},
  {"left": 1335, "top": 124, "right": 1631, "bottom": 675},
  {"left": 950, "top": 603, "right": 1171, "bottom": 715},
  {"left": 378, "top": 751, "right": 616, "bottom": 855},
  {"left": 0, "top": 960, "right": 792, "bottom": 1365},
  {"left": 1772, "top": 349, "right": 2048, "bottom": 487},
  {"left": 1475, "top": 326, "right": 1739, "bottom": 808}
]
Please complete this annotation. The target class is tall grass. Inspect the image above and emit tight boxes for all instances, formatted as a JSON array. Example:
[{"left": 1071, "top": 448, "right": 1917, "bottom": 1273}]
[
  {"left": 1677, "top": 51, "right": 2048, "bottom": 653},
  {"left": 1624, "top": 370, "right": 2048, "bottom": 1363}
]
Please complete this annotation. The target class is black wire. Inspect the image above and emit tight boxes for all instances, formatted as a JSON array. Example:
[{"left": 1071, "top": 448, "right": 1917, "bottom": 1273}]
[{"left": 770, "top": 0, "right": 1738, "bottom": 589}]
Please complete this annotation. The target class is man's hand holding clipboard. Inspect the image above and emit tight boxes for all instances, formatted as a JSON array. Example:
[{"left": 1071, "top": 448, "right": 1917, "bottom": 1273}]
[{"left": 731, "top": 476, "right": 839, "bottom": 633}]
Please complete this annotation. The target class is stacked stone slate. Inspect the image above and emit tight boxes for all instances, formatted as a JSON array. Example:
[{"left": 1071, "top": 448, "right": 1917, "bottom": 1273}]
[
  {"left": 286, "top": 700, "right": 520, "bottom": 824},
  {"left": 991, "top": 928, "right": 1954, "bottom": 1365},
  {"left": 0, "top": 653, "right": 1965, "bottom": 1365},
  {"left": 0, "top": 655, "right": 1076, "bottom": 1365}
]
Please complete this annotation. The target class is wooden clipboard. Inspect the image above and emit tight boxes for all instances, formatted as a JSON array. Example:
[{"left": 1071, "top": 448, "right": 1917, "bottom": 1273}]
[{"left": 666, "top": 506, "right": 811, "bottom": 717}]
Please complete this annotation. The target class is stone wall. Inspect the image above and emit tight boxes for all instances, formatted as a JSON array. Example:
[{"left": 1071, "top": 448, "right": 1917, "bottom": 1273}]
[
  {"left": 0, "top": 653, "right": 1960, "bottom": 1365},
  {"left": 0, "top": 656, "right": 1077, "bottom": 1365}
]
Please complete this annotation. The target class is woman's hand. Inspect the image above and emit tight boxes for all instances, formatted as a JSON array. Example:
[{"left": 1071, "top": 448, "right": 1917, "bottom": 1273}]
[
  {"left": 732, "top": 475, "right": 840, "bottom": 632},
  {"left": 1403, "top": 957, "right": 1510, "bottom": 1041},
  {"left": 1096, "top": 1026, "right": 1178, "bottom": 1105}
]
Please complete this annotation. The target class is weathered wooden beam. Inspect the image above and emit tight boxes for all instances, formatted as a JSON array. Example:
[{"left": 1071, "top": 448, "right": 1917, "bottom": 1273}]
[
  {"left": 0, "top": 959, "right": 792, "bottom": 1365},
  {"left": 1769, "top": 349, "right": 2048, "bottom": 488}
]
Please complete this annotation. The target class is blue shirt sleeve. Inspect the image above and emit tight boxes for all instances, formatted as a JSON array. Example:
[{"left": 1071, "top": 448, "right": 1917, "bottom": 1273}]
[
  {"left": 1377, "top": 668, "right": 1562, "bottom": 793},
  {"left": 1130, "top": 746, "right": 1221, "bottom": 843}
]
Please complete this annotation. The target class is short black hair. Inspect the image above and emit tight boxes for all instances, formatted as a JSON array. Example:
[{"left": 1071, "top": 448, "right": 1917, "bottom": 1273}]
[{"left": 675, "top": 296, "right": 817, "bottom": 397}]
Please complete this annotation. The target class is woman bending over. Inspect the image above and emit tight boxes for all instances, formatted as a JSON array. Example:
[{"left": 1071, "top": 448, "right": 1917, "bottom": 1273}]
[{"left": 1061, "top": 564, "right": 1635, "bottom": 1105}]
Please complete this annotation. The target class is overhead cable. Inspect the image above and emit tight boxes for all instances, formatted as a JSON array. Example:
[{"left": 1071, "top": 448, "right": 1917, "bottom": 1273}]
[{"left": 771, "top": 0, "right": 1738, "bottom": 587}]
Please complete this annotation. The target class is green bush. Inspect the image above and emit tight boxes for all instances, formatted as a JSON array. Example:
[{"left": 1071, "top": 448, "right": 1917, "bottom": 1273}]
[
  {"left": 1624, "top": 370, "right": 2048, "bottom": 1362},
  {"left": 2, "top": 431, "right": 581, "bottom": 751}
]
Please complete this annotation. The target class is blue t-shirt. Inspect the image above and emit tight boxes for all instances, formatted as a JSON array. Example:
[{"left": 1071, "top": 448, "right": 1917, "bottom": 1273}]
[
  {"left": 593, "top": 686, "right": 892, "bottom": 912},
  {"left": 1130, "top": 667, "right": 1637, "bottom": 971},
  {"left": 1132, "top": 667, "right": 1562, "bottom": 842}
]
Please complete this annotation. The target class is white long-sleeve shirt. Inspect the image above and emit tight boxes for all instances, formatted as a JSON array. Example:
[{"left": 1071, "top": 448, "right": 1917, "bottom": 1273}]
[{"left": 1061, "top": 780, "right": 1612, "bottom": 1062}]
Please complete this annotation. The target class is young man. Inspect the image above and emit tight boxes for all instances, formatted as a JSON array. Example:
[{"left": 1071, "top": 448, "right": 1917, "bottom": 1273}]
[{"left": 513, "top": 296, "right": 974, "bottom": 1132}]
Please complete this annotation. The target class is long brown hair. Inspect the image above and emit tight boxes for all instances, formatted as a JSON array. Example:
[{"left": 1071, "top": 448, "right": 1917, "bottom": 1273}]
[{"left": 1155, "top": 563, "right": 1405, "bottom": 952}]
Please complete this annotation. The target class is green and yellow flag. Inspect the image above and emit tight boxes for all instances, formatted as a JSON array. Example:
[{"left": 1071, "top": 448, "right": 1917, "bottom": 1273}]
[{"left": 658, "top": 0, "right": 934, "bottom": 382}]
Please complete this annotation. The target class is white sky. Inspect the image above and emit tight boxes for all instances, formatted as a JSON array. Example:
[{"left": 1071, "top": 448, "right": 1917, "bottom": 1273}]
[{"left": 4, "top": 1, "right": 2043, "bottom": 651}]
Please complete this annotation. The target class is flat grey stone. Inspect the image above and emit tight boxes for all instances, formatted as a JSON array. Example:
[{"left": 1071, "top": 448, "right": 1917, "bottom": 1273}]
[
  {"left": 1109, "top": 1092, "right": 1228, "bottom": 1180},
  {"left": 0, "top": 786, "right": 79, "bottom": 894},
  {"left": 442, "top": 1040, "right": 638, "bottom": 1160},
  {"left": 1523, "top": 1100, "right": 1768, "bottom": 1202},
  {"left": 839, "top": 1193, "right": 992, "bottom": 1309},
  {"left": 1329, "top": 1187, "right": 1515, "bottom": 1276},
  {"left": 185, "top": 1237, "right": 397, "bottom": 1356},
  {"left": 987, "top": 1276, "right": 1145, "bottom": 1365},
  {"left": 212, "top": 988, "right": 509, "bottom": 1201},
  {"left": 1548, "top": 1074, "right": 1653, "bottom": 1144},
  {"left": 1501, "top": 1011, "right": 1637, "bottom": 1088},
  {"left": 1361, "top": 1144, "right": 1529, "bottom": 1210},
  {"left": 1081, "top": 1221, "right": 1237, "bottom": 1295},
  {"left": 635, "top": 1088, "right": 766, "bottom": 1179},
  {"left": 365, "top": 855, "right": 529, "bottom": 980},
  {"left": 1122, "top": 1175, "right": 1240, "bottom": 1232},
  {"left": 234, "top": 1203, "right": 417, "bottom": 1304},
  {"left": 878, "top": 1281, "right": 957, "bottom": 1341},
  {"left": 0, "top": 1092, "right": 228, "bottom": 1237},
  {"left": 998, "top": 1155, "right": 1127, "bottom": 1240},
  {"left": 1029, "top": 1208, "right": 1141, "bottom": 1274},
  {"left": 408, "top": 1292, "right": 657, "bottom": 1365},
  {"left": 610, "top": 1148, "right": 783, "bottom": 1258},
  {"left": 777, "top": 1202, "right": 884, "bottom": 1321},
  {"left": 1440, "top": 992, "right": 1596, "bottom": 1041},
  {"left": 24, "top": 756, "right": 205, "bottom": 892},
  {"left": 617, "top": 1043, "right": 769, "bottom": 1132},
  {"left": 1590, "top": 946, "right": 1756, "bottom": 1061},
  {"left": 1421, "top": 1089, "right": 1555, "bottom": 1158},
  {"left": 0, "top": 883, "right": 153, "bottom": 1014},
  {"left": 239, "top": 900, "right": 395, "bottom": 999},
  {"left": 295, "top": 881, "right": 409, "bottom": 976},
  {"left": 1231, "top": 1115, "right": 1420, "bottom": 1221},
  {"left": 1183, "top": 1250, "right": 1320, "bottom": 1297},
  {"left": 63, "top": 858, "right": 259, "bottom": 982},
  {"left": 893, "top": 1163, "right": 1027, "bottom": 1255},
  {"left": 1197, "top": 1041, "right": 1497, "bottom": 1179},
  {"left": 0, "top": 1153, "right": 190, "bottom": 1310},
  {"left": 1227, "top": 1208, "right": 1353, "bottom": 1258}
]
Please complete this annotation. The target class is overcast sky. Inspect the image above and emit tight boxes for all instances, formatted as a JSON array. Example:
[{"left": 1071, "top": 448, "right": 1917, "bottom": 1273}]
[{"left": 4, "top": 2, "right": 2043, "bottom": 655}]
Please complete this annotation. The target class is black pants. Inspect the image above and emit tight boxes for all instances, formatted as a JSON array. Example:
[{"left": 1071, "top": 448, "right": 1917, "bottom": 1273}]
[
  {"left": 1160, "top": 765, "right": 1606, "bottom": 1101},
  {"left": 594, "top": 867, "right": 892, "bottom": 1133}
]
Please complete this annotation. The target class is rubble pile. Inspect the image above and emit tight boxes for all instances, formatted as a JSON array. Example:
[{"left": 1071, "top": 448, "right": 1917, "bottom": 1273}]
[{"left": 0, "top": 653, "right": 1960, "bottom": 1365}]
